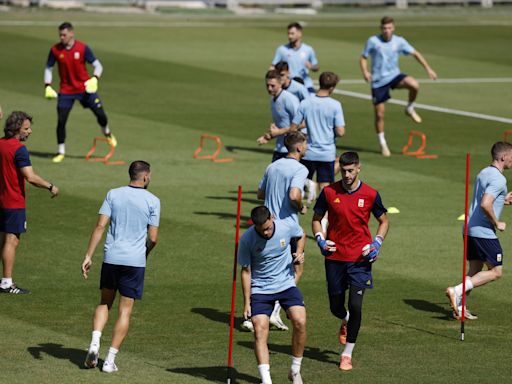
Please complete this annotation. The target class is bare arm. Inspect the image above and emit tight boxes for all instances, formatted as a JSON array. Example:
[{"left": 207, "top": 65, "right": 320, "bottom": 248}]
[
  {"left": 375, "top": 213, "right": 390, "bottom": 239},
  {"left": 241, "top": 266, "right": 251, "bottom": 319},
  {"left": 411, "top": 51, "right": 437, "bottom": 80},
  {"left": 81, "top": 214, "right": 110, "bottom": 279},
  {"left": 0, "top": 104, "right": 3, "bottom": 119},
  {"left": 20, "top": 166, "right": 59, "bottom": 198},
  {"left": 257, "top": 188, "right": 265, "bottom": 200},
  {"left": 312, "top": 212, "right": 325, "bottom": 238},
  {"left": 289, "top": 187, "right": 306, "bottom": 214},
  {"left": 481, "top": 193, "right": 505, "bottom": 231},
  {"left": 293, "top": 232, "right": 307, "bottom": 264},
  {"left": 146, "top": 225, "right": 159, "bottom": 257},
  {"left": 335, "top": 125, "right": 345, "bottom": 138},
  {"left": 359, "top": 56, "right": 371, "bottom": 83}
]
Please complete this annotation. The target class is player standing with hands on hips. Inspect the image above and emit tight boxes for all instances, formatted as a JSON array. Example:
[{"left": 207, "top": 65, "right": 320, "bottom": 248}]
[
  {"left": 44, "top": 22, "right": 117, "bottom": 163},
  {"left": 312, "top": 152, "right": 388, "bottom": 371}
]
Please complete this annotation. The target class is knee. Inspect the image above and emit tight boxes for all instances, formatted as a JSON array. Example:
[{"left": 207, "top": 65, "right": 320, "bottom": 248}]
[
  {"left": 493, "top": 268, "right": 503, "bottom": 280},
  {"left": 5, "top": 235, "right": 20, "bottom": 248},
  {"left": 375, "top": 109, "right": 385, "bottom": 121},
  {"left": 409, "top": 79, "right": 420, "bottom": 92},
  {"left": 348, "top": 301, "right": 362, "bottom": 315},
  {"left": 329, "top": 301, "right": 347, "bottom": 320},
  {"left": 291, "top": 316, "right": 306, "bottom": 332}
]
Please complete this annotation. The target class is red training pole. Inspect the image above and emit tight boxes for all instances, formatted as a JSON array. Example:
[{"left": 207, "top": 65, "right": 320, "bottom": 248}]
[
  {"left": 227, "top": 185, "right": 242, "bottom": 383},
  {"left": 461, "top": 153, "right": 470, "bottom": 341}
]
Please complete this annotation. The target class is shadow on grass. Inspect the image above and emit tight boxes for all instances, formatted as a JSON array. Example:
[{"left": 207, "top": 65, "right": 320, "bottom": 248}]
[
  {"left": 193, "top": 211, "right": 252, "bottom": 228},
  {"left": 225, "top": 145, "right": 274, "bottom": 156},
  {"left": 238, "top": 341, "right": 338, "bottom": 365},
  {"left": 206, "top": 195, "right": 261, "bottom": 205},
  {"left": 27, "top": 343, "right": 89, "bottom": 369},
  {"left": 403, "top": 299, "right": 453, "bottom": 320},
  {"left": 167, "top": 366, "right": 260, "bottom": 383},
  {"left": 29, "top": 151, "right": 85, "bottom": 160},
  {"left": 191, "top": 307, "right": 245, "bottom": 330},
  {"left": 337, "top": 144, "right": 382, "bottom": 155}
]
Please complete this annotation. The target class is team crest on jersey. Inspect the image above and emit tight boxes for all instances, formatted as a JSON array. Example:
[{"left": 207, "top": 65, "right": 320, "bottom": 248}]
[
  {"left": 74, "top": 52, "right": 80, "bottom": 59},
  {"left": 59, "top": 53, "right": 65, "bottom": 59},
  {"left": 300, "top": 51, "right": 307, "bottom": 59},
  {"left": 334, "top": 198, "right": 340, "bottom": 203},
  {"left": 280, "top": 239, "right": 286, "bottom": 247},
  {"left": 497, "top": 253, "right": 502, "bottom": 262},
  {"left": 358, "top": 199, "right": 365, "bottom": 207}
]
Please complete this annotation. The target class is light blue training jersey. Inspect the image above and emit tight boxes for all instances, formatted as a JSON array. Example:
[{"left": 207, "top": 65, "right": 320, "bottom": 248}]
[
  {"left": 99, "top": 186, "right": 161, "bottom": 268},
  {"left": 259, "top": 157, "right": 309, "bottom": 224},
  {"left": 271, "top": 89, "right": 300, "bottom": 154},
  {"left": 272, "top": 43, "right": 318, "bottom": 91},
  {"left": 284, "top": 79, "right": 310, "bottom": 102},
  {"left": 292, "top": 95, "right": 345, "bottom": 162},
  {"left": 238, "top": 219, "right": 304, "bottom": 294},
  {"left": 468, "top": 166, "right": 507, "bottom": 239},
  {"left": 362, "top": 34, "right": 415, "bottom": 89}
]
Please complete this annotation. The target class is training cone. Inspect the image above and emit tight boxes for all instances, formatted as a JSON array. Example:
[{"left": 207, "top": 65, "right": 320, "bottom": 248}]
[
  {"left": 387, "top": 207, "right": 400, "bottom": 214},
  {"left": 457, "top": 214, "right": 465, "bottom": 221}
]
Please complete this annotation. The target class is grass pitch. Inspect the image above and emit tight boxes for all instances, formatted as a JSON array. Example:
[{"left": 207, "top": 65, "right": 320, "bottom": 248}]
[{"left": 0, "top": 8, "right": 512, "bottom": 383}]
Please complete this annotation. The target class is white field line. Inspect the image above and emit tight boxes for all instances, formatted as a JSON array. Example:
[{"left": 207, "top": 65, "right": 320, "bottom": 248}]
[
  {"left": 340, "top": 77, "right": 512, "bottom": 85},
  {"left": 333, "top": 88, "right": 512, "bottom": 124}
]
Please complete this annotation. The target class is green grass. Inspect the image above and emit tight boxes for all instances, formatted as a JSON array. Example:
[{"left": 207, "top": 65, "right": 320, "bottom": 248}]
[{"left": 0, "top": 8, "right": 512, "bottom": 383}]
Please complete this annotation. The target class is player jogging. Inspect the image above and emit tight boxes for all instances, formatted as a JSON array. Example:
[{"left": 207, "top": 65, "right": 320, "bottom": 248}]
[
  {"left": 274, "top": 61, "right": 310, "bottom": 103},
  {"left": 446, "top": 142, "right": 512, "bottom": 320},
  {"left": 44, "top": 22, "right": 116, "bottom": 163},
  {"left": 360, "top": 16, "right": 437, "bottom": 157},
  {"left": 271, "top": 22, "right": 319, "bottom": 94},
  {"left": 81, "top": 160, "right": 160, "bottom": 373},
  {"left": 312, "top": 151, "right": 389, "bottom": 371},
  {"left": 239, "top": 206, "right": 306, "bottom": 384},
  {"left": 0, "top": 111, "right": 59, "bottom": 294},
  {"left": 249, "top": 131, "right": 309, "bottom": 332}
]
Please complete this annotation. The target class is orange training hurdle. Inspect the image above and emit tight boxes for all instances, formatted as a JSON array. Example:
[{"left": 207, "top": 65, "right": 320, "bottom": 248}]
[
  {"left": 193, "top": 134, "right": 233, "bottom": 163},
  {"left": 503, "top": 130, "right": 512, "bottom": 143},
  {"left": 402, "top": 130, "right": 438, "bottom": 159},
  {"left": 85, "top": 136, "right": 125, "bottom": 166}
]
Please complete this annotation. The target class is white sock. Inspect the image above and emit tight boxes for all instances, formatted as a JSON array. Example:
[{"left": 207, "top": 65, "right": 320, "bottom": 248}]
[
  {"left": 454, "top": 277, "right": 473, "bottom": 296},
  {"left": 102, "top": 125, "right": 111, "bottom": 135},
  {"left": 258, "top": 364, "right": 272, "bottom": 384},
  {"left": 91, "top": 330, "right": 102, "bottom": 348},
  {"left": 58, "top": 144, "right": 65, "bottom": 155},
  {"left": 407, "top": 102, "right": 414, "bottom": 111},
  {"left": 344, "top": 312, "right": 350, "bottom": 322},
  {"left": 271, "top": 301, "right": 281, "bottom": 318},
  {"left": 377, "top": 132, "right": 387, "bottom": 146},
  {"left": 106, "top": 347, "right": 118, "bottom": 364},
  {"left": 291, "top": 356, "right": 302, "bottom": 374},
  {"left": 1, "top": 278, "right": 13, "bottom": 288},
  {"left": 342, "top": 342, "right": 355, "bottom": 357}
]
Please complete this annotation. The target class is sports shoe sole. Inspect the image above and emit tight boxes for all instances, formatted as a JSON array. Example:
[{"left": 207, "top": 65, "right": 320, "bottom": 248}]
[
  {"left": 445, "top": 287, "right": 459, "bottom": 318},
  {"left": 84, "top": 351, "right": 98, "bottom": 368},
  {"left": 405, "top": 109, "right": 422, "bottom": 123}
]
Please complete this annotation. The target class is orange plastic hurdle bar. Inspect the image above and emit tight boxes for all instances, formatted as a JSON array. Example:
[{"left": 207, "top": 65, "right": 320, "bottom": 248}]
[
  {"left": 193, "top": 134, "right": 233, "bottom": 163},
  {"left": 85, "top": 137, "right": 125, "bottom": 166},
  {"left": 402, "top": 130, "right": 438, "bottom": 159},
  {"left": 503, "top": 130, "right": 512, "bottom": 142}
]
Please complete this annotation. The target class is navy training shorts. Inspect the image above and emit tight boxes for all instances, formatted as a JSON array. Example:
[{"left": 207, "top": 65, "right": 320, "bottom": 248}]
[
  {"left": 371, "top": 73, "right": 407, "bottom": 105},
  {"left": 58, "top": 92, "right": 103, "bottom": 110},
  {"left": 0, "top": 208, "right": 26, "bottom": 234},
  {"left": 100, "top": 262, "right": 146, "bottom": 300},
  {"left": 251, "top": 286, "right": 304, "bottom": 317},
  {"left": 467, "top": 236, "right": 503, "bottom": 267},
  {"left": 325, "top": 259, "right": 373, "bottom": 294},
  {"left": 301, "top": 159, "right": 335, "bottom": 183}
]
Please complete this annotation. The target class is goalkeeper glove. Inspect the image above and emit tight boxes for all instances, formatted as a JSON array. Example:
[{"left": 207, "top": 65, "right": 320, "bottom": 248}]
[
  {"left": 45, "top": 85, "right": 58, "bottom": 99},
  {"left": 362, "top": 235, "right": 384, "bottom": 263},
  {"left": 84, "top": 76, "right": 98, "bottom": 93},
  {"left": 315, "top": 232, "right": 336, "bottom": 257}
]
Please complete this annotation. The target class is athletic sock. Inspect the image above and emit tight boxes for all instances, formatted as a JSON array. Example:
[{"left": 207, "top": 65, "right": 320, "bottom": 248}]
[
  {"left": 91, "top": 330, "right": 102, "bottom": 348},
  {"left": 454, "top": 277, "right": 474, "bottom": 296},
  {"left": 344, "top": 312, "right": 350, "bottom": 322},
  {"left": 1, "top": 278, "right": 13, "bottom": 288},
  {"left": 291, "top": 356, "right": 302, "bottom": 374},
  {"left": 106, "top": 347, "right": 118, "bottom": 364},
  {"left": 407, "top": 102, "right": 414, "bottom": 111},
  {"left": 57, "top": 144, "right": 65, "bottom": 155},
  {"left": 342, "top": 342, "right": 355, "bottom": 357},
  {"left": 102, "top": 125, "right": 111, "bottom": 136},
  {"left": 377, "top": 132, "right": 387, "bottom": 146},
  {"left": 258, "top": 364, "right": 272, "bottom": 384},
  {"left": 271, "top": 301, "right": 281, "bottom": 318}
]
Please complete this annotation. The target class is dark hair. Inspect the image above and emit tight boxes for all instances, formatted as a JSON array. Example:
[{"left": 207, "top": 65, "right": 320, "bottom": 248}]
[
  {"left": 491, "top": 142, "right": 512, "bottom": 161},
  {"left": 129, "top": 160, "right": 151, "bottom": 181},
  {"left": 287, "top": 22, "right": 303, "bottom": 31},
  {"left": 251, "top": 206, "right": 271, "bottom": 226},
  {"left": 380, "top": 16, "right": 394, "bottom": 26},
  {"left": 265, "top": 70, "right": 281, "bottom": 81},
  {"left": 59, "top": 22, "right": 74, "bottom": 31},
  {"left": 292, "top": 76, "right": 305, "bottom": 85},
  {"left": 339, "top": 151, "right": 360, "bottom": 166},
  {"left": 274, "top": 61, "right": 289, "bottom": 73},
  {"left": 4, "top": 111, "right": 32, "bottom": 139},
  {"left": 285, "top": 131, "right": 307, "bottom": 153},
  {"left": 319, "top": 72, "right": 339, "bottom": 90}
]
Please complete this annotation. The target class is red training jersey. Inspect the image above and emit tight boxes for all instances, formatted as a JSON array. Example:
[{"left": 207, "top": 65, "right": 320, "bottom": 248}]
[
  {"left": 0, "top": 138, "right": 32, "bottom": 209},
  {"left": 48, "top": 40, "right": 96, "bottom": 94},
  {"left": 314, "top": 181, "right": 387, "bottom": 262}
]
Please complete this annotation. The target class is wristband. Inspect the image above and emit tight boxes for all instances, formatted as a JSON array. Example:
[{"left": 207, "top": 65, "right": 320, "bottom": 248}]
[{"left": 315, "top": 232, "right": 325, "bottom": 241}]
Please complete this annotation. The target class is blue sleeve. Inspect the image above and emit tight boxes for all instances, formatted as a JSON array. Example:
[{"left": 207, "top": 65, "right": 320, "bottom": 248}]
[
  {"left": 300, "top": 85, "right": 310, "bottom": 100},
  {"left": 149, "top": 197, "right": 160, "bottom": 227},
  {"left": 372, "top": 192, "right": 387, "bottom": 218},
  {"left": 99, "top": 191, "right": 112, "bottom": 217},
  {"left": 399, "top": 37, "right": 415, "bottom": 55},
  {"left": 46, "top": 50, "right": 56, "bottom": 68},
  {"left": 272, "top": 47, "right": 282, "bottom": 65},
  {"left": 334, "top": 102, "right": 345, "bottom": 127},
  {"left": 287, "top": 95, "right": 300, "bottom": 121},
  {"left": 258, "top": 169, "right": 268, "bottom": 192},
  {"left": 14, "top": 146, "right": 31, "bottom": 168},
  {"left": 485, "top": 177, "right": 506, "bottom": 199},
  {"left": 362, "top": 38, "right": 373, "bottom": 58},
  {"left": 84, "top": 45, "right": 97, "bottom": 63},
  {"left": 292, "top": 101, "right": 305, "bottom": 125},
  {"left": 290, "top": 166, "right": 308, "bottom": 190},
  {"left": 309, "top": 47, "right": 319, "bottom": 66},
  {"left": 313, "top": 190, "right": 328, "bottom": 216},
  {"left": 290, "top": 221, "right": 304, "bottom": 239},
  {"left": 237, "top": 233, "right": 251, "bottom": 267}
]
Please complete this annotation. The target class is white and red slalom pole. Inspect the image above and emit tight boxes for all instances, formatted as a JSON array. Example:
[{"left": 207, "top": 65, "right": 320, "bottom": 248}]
[
  {"left": 227, "top": 185, "right": 242, "bottom": 383},
  {"left": 461, "top": 153, "right": 470, "bottom": 341}
]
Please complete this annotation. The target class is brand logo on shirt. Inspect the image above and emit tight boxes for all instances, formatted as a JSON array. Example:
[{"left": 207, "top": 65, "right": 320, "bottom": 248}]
[
  {"left": 74, "top": 52, "right": 80, "bottom": 60},
  {"left": 497, "top": 253, "right": 502, "bottom": 262},
  {"left": 358, "top": 199, "right": 365, "bottom": 207},
  {"left": 300, "top": 51, "right": 307, "bottom": 59},
  {"left": 334, "top": 198, "right": 340, "bottom": 203},
  {"left": 280, "top": 239, "right": 286, "bottom": 248},
  {"left": 366, "top": 280, "right": 372, "bottom": 286},
  {"left": 59, "top": 53, "right": 65, "bottom": 59}
]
